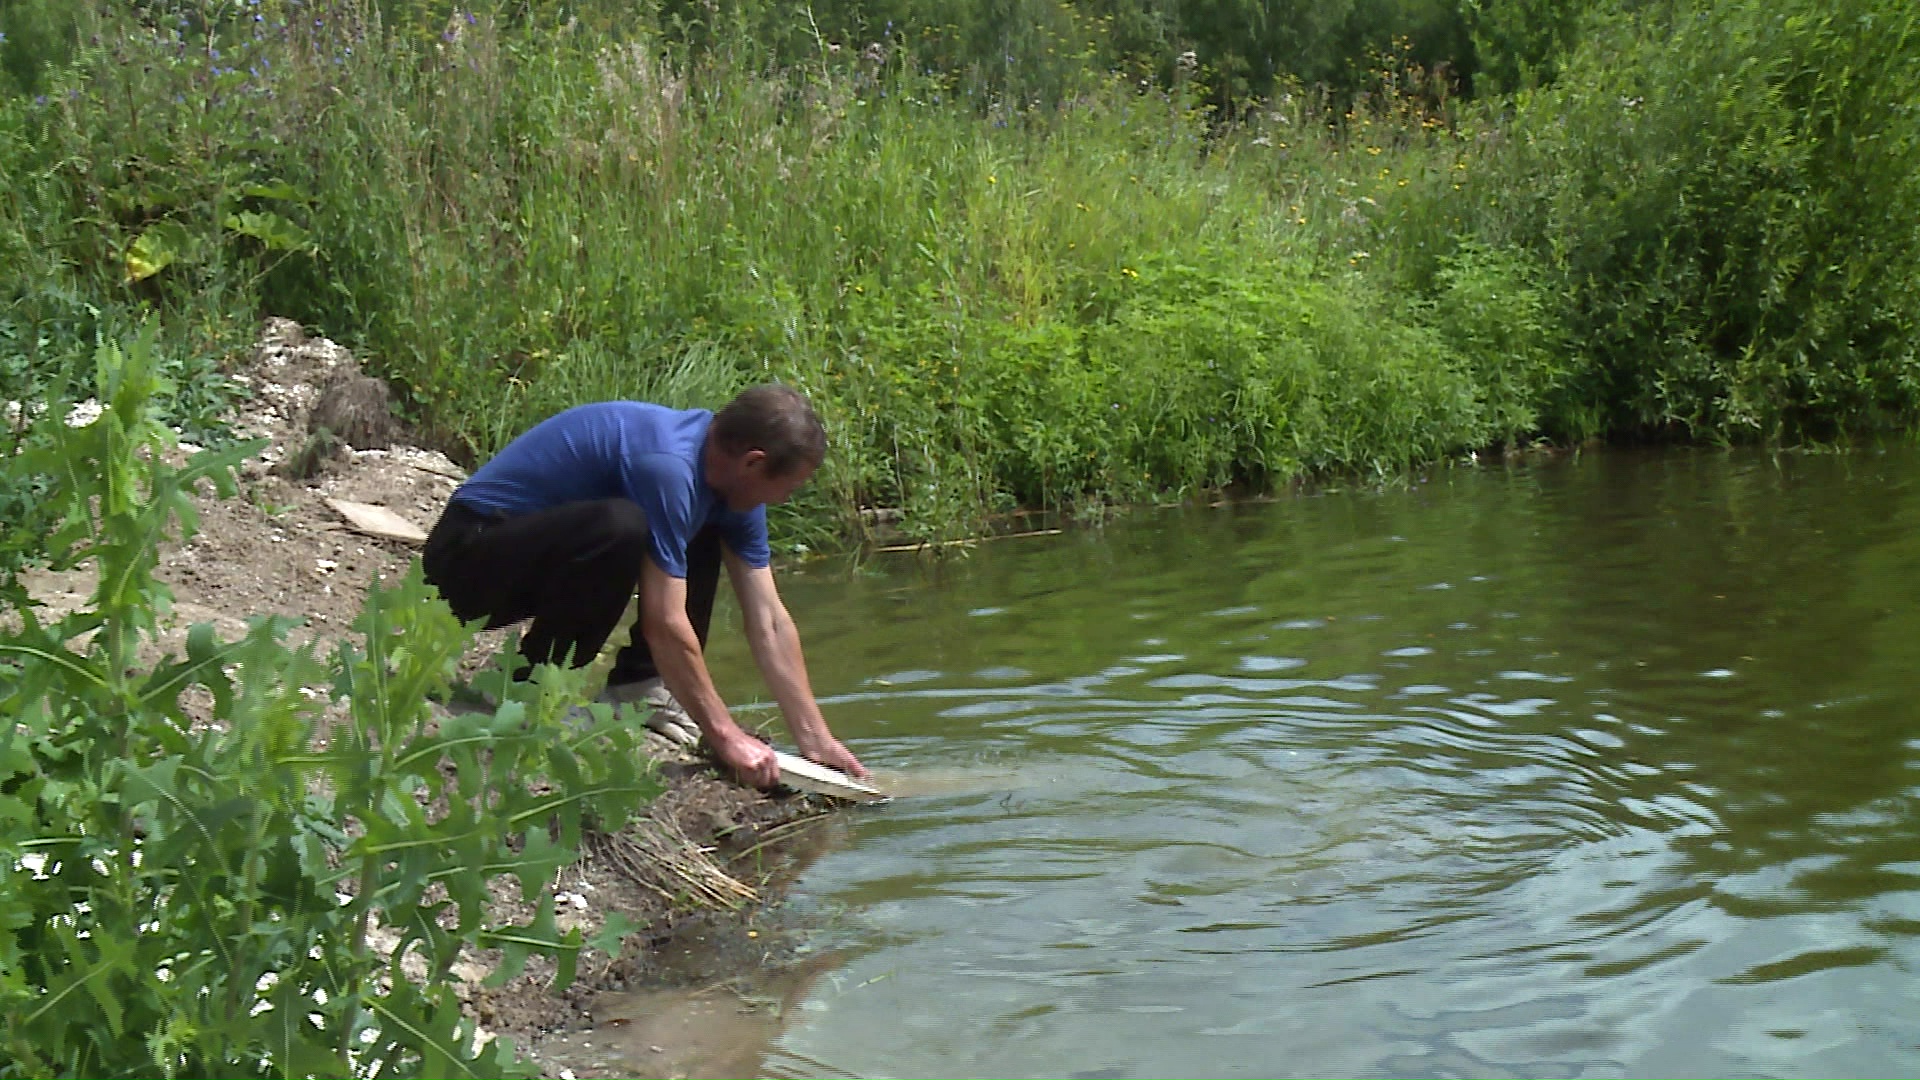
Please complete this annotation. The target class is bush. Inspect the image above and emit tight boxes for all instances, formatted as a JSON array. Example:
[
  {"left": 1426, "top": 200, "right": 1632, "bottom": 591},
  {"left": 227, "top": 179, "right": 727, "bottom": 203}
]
[
  {"left": 1090, "top": 255, "right": 1481, "bottom": 486},
  {"left": 0, "top": 329, "right": 657, "bottom": 1078},
  {"left": 1490, "top": 0, "right": 1920, "bottom": 440},
  {"left": 1424, "top": 242, "right": 1572, "bottom": 444}
]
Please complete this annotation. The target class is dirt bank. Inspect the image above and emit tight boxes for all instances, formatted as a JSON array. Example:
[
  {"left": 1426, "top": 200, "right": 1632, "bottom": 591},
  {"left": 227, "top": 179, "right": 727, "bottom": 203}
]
[{"left": 21, "top": 318, "right": 846, "bottom": 1076}]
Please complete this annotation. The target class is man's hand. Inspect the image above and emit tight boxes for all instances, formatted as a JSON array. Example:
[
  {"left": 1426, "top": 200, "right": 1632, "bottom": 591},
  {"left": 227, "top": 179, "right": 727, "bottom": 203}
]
[
  {"left": 797, "top": 733, "right": 869, "bottom": 779},
  {"left": 711, "top": 727, "right": 780, "bottom": 788}
]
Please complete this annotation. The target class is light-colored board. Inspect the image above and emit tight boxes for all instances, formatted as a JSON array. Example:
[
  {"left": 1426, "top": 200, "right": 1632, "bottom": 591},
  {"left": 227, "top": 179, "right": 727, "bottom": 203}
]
[
  {"left": 874, "top": 527, "right": 1063, "bottom": 554},
  {"left": 774, "top": 750, "right": 889, "bottom": 804},
  {"left": 324, "top": 498, "right": 428, "bottom": 544}
]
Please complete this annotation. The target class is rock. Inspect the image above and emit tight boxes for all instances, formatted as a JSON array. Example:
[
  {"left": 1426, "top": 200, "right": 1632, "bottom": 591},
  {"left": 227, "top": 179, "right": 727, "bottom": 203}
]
[
  {"left": 274, "top": 427, "right": 344, "bottom": 481},
  {"left": 309, "top": 373, "right": 399, "bottom": 450}
]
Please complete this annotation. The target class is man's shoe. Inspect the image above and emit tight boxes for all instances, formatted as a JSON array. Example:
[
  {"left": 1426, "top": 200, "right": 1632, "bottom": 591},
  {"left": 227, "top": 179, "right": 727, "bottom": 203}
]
[{"left": 601, "top": 677, "right": 700, "bottom": 747}]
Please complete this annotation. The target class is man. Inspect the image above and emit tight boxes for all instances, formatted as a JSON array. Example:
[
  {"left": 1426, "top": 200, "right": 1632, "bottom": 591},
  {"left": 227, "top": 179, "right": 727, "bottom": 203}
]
[{"left": 421, "top": 384, "right": 867, "bottom": 789}]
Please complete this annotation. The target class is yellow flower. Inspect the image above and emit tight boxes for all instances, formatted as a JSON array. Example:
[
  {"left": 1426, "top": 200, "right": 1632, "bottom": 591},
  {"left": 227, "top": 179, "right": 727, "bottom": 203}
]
[
  {"left": 987, "top": 174, "right": 997, "bottom": 184},
  {"left": 1366, "top": 146, "right": 1382, "bottom": 156},
  {"left": 1121, "top": 267, "right": 1138, "bottom": 278}
]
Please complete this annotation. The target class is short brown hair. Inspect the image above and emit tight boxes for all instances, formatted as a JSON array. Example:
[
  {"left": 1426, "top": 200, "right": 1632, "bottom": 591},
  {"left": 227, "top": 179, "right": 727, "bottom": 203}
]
[{"left": 711, "top": 383, "right": 827, "bottom": 477}]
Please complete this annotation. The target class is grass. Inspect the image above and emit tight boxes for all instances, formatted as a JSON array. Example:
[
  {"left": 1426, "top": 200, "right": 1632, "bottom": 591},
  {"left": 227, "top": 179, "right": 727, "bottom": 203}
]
[{"left": 3, "top": 0, "right": 1916, "bottom": 555}]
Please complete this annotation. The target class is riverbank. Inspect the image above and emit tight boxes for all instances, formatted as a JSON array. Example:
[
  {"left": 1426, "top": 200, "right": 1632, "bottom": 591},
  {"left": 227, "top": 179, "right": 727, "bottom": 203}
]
[
  {"left": 11, "top": 317, "right": 851, "bottom": 1076},
  {"left": 6, "top": 0, "right": 1914, "bottom": 563}
]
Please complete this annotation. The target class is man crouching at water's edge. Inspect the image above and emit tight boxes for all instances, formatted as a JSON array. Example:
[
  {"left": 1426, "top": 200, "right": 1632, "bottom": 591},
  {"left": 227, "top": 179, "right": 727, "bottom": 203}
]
[{"left": 420, "top": 384, "right": 866, "bottom": 788}]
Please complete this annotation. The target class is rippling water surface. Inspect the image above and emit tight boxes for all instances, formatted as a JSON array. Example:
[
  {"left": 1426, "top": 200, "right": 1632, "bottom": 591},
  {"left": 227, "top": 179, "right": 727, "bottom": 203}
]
[{"left": 704, "top": 449, "right": 1920, "bottom": 1078}]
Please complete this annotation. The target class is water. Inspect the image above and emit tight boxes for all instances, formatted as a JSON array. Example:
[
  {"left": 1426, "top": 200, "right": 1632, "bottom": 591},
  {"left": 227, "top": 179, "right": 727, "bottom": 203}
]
[{"left": 698, "top": 448, "right": 1920, "bottom": 1078}]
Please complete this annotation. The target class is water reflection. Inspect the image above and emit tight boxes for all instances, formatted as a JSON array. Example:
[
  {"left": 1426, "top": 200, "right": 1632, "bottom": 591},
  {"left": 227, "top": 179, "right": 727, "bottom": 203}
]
[{"left": 703, "top": 449, "right": 1920, "bottom": 1078}]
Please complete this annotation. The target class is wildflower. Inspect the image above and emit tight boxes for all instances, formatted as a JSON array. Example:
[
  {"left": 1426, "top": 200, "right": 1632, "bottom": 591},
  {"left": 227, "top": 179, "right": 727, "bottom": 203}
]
[
  {"left": 1366, "top": 146, "right": 1382, "bottom": 156},
  {"left": 1121, "top": 267, "right": 1138, "bottom": 278},
  {"left": 987, "top": 174, "right": 997, "bottom": 184}
]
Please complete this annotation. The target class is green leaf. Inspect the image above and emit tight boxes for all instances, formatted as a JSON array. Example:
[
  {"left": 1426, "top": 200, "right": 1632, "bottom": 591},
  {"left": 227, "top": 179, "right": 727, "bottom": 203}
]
[
  {"left": 238, "top": 181, "right": 312, "bottom": 203},
  {"left": 123, "top": 220, "right": 194, "bottom": 283},
  {"left": 223, "top": 210, "right": 313, "bottom": 253},
  {"left": 477, "top": 897, "right": 578, "bottom": 989},
  {"left": 366, "top": 980, "right": 476, "bottom": 1079},
  {"left": 587, "top": 911, "right": 638, "bottom": 958}
]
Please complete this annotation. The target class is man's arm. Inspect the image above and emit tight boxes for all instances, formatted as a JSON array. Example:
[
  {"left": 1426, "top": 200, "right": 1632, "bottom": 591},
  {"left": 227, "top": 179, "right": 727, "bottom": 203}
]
[
  {"left": 724, "top": 550, "right": 869, "bottom": 778},
  {"left": 638, "top": 555, "right": 779, "bottom": 787}
]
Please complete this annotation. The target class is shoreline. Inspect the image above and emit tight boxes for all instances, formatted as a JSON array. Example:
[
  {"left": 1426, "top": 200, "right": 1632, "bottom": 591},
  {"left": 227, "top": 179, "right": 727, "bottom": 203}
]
[{"left": 14, "top": 317, "right": 862, "bottom": 1077}]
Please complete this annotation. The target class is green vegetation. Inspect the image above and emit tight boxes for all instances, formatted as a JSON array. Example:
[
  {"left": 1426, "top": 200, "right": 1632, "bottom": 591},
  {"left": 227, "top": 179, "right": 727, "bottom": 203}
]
[
  {"left": 5, "top": 0, "right": 1916, "bottom": 548},
  {"left": 0, "top": 329, "right": 658, "bottom": 1076},
  {"left": 1, "top": 1, "right": 1916, "bottom": 1074}
]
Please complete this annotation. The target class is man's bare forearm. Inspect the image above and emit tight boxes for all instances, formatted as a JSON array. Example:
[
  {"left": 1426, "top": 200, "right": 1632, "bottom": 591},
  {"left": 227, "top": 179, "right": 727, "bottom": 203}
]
[{"left": 746, "top": 603, "right": 831, "bottom": 744}]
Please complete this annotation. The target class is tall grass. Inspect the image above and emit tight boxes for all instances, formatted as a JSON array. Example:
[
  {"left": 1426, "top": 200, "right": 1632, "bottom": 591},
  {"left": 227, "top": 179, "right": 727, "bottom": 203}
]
[{"left": 4, "top": 0, "right": 1918, "bottom": 552}]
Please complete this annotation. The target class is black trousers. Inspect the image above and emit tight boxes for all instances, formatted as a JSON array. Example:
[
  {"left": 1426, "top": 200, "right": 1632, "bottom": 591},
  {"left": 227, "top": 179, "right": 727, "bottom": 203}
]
[{"left": 421, "top": 498, "right": 722, "bottom": 683}]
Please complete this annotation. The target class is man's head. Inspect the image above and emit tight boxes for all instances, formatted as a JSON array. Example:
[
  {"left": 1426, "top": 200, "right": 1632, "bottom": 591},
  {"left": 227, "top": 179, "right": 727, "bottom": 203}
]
[{"left": 705, "top": 383, "right": 827, "bottom": 511}]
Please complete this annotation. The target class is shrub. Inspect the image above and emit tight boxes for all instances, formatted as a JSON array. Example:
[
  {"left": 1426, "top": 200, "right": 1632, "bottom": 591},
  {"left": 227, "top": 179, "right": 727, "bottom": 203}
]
[
  {"left": 1424, "top": 241, "right": 1572, "bottom": 444},
  {"left": 0, "top": 329, "right": 657, "bottom": 1078},
  {"left": 1491, "top": 0, "right": 1920, "bottom": 440}
]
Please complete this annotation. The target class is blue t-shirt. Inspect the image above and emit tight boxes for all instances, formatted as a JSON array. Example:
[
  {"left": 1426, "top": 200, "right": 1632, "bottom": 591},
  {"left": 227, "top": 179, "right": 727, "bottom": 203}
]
[{"left": 451, "top": 402, "right": 771, "bottom": 578}]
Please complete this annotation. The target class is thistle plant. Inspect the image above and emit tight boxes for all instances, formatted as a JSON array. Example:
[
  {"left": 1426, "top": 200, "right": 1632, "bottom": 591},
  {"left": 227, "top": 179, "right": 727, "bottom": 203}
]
[{"left": 0, "top": 327, "right": 658, "bottom": 1078}]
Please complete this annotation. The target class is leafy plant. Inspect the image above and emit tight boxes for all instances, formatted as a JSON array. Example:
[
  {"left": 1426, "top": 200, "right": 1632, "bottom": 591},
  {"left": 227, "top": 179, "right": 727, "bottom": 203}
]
[
  {"left": 0, "top": 327, "right": 658, "bottom": 1078},
  {"left": 1424, "top": 242, "right": 1571, "bottom": 445},
  {"left": 1489, "top": 0, "right": 1920, "bottom": 440}
]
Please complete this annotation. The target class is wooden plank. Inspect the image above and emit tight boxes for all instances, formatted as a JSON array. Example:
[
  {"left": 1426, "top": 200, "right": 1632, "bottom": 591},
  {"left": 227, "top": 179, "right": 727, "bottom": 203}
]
[
  {"left": 774, "top": 750, "right": 889, "bottom": 804},
  {"left": 324, "top": 498, "right": 428, "bottom": 544},
  {"left": 874, "top": 527, "right": 1064, "bottom": 554}
]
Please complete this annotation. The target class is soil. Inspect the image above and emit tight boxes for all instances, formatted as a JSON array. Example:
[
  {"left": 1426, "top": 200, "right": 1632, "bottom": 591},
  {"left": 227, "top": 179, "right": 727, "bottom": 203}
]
[{"left": 18, "top": 318, "right": 849, "bottom": 1078}]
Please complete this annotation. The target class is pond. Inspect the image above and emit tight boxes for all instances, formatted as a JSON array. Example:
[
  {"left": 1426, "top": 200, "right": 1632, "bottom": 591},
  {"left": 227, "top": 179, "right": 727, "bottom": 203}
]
[{"left": 696, "top": 447, "right": 1920, "bottom": 1078}]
